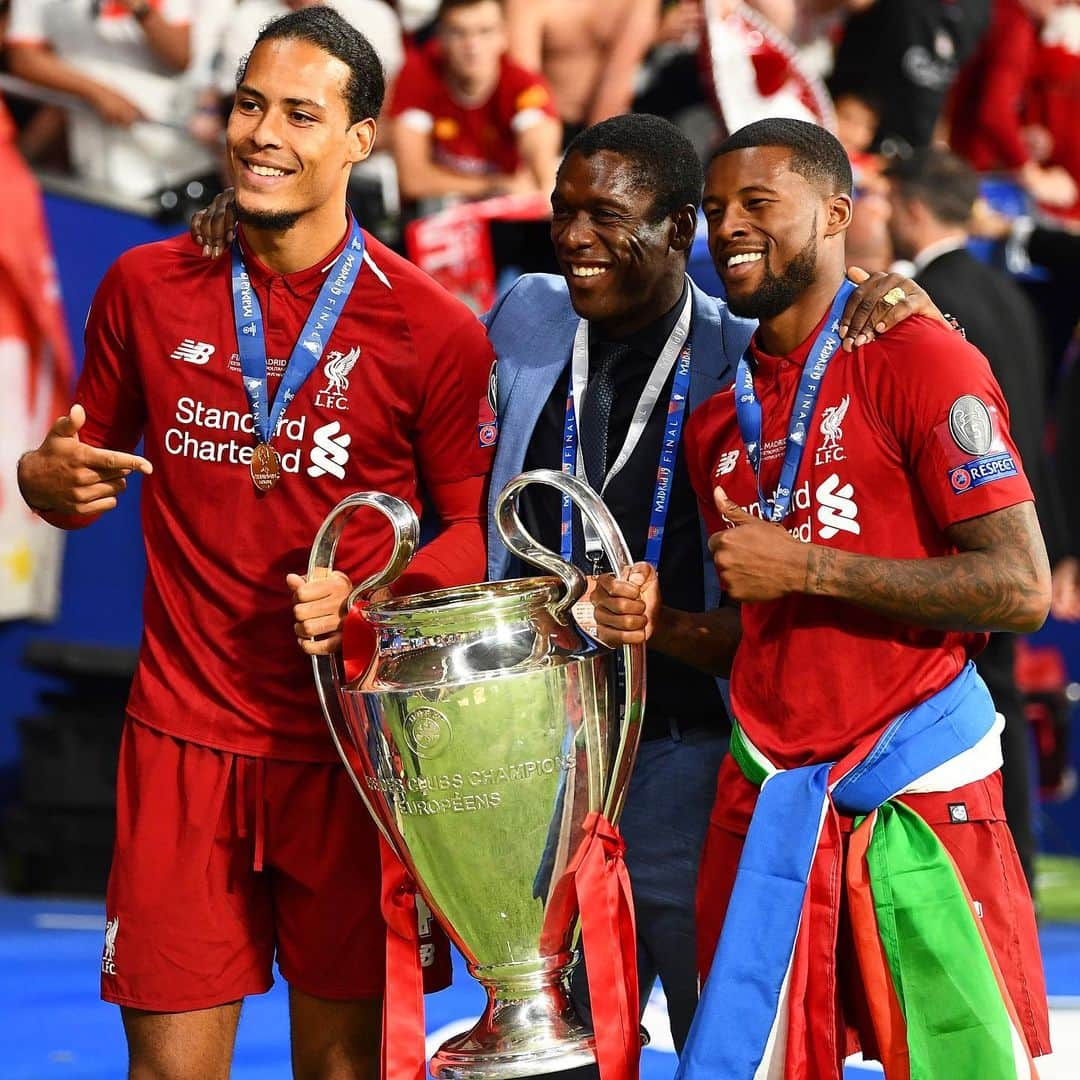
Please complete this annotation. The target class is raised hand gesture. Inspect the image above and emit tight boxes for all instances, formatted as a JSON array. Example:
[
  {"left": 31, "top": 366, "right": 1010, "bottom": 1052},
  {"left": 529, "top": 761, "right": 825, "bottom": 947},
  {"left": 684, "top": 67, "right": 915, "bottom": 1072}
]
[
  {"left": 17, "top": 404, "right": 153, "bottom": 517},
  {"left": 707, "top": 486, "right": 809, "bottom": 602}
]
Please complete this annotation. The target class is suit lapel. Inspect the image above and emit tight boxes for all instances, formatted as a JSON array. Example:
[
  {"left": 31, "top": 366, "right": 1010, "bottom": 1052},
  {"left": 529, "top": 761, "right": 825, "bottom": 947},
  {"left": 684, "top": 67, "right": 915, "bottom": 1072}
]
[
  {"left": 501, "top": 336, "right": 575, "bottom": 462},
  {"left": 683, "top": 281, "right": 749, "bottom": 614},
  {"left": 686, "top": 281, "right": 736, "bottom": 413},
  {"left": 487, "top": 309, "right": 579, "bottom": 577}
]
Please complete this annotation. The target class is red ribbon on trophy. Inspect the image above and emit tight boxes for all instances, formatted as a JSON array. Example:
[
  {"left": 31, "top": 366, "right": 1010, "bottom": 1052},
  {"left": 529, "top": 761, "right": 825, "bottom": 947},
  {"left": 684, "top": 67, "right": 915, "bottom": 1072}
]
[
  {"left": 377, "top": 810, "right": 639, "bottom": 1080},
  {"left": 378, "top": 836, "right": 427, "bottom": 1080},
  {"left": 572, "top": 811, "right": 641, "bottom": 1080}
]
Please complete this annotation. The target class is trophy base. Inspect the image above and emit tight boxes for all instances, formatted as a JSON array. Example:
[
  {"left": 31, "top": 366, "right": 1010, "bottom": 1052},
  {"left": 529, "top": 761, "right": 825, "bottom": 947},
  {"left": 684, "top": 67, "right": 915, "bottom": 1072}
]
[
  {"left": 431, "top": 1036, "right": 596, "bottom": 1079},
  {"left": 430, "top": 987, "right": 597, "bottom": 1079}
]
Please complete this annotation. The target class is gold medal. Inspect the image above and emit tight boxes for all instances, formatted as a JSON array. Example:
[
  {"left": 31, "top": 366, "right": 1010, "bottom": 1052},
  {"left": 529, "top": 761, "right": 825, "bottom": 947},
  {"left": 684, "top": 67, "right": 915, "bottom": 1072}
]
[{"left": 250, "top": 442, "right": 282, "bottom": 492}]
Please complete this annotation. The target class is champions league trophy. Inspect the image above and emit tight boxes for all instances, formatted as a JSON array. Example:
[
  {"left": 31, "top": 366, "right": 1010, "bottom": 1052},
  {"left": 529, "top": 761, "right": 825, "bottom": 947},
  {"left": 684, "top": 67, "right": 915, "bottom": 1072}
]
[{"left": 308, "top": 469, "right": 645, "bottom": 1079}]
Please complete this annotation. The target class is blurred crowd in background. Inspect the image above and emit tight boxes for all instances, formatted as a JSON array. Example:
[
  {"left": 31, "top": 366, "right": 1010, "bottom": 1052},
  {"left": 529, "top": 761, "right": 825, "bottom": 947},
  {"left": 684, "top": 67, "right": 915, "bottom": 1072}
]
[
  {"left": 1, "top": 0, "right": 1079, "bottom": 891},
  {"left": 7, "top": 4, "right": 1076, "bottom": 602},
  {"left": 2, "top": 2, "right": 1078, "bottom": 228}
]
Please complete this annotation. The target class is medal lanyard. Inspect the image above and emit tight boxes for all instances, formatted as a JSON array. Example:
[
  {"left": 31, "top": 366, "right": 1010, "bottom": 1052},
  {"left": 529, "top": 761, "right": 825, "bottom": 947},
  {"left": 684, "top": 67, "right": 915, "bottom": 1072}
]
[
  {"left": 734, "top": 281, "right": 854, "bottom": 523},
  {"left": 560, "top": 288, "right": 694, "bottom": 569},
  {"left": 231, "top": 217, "right": 365, "bottom": 445}
]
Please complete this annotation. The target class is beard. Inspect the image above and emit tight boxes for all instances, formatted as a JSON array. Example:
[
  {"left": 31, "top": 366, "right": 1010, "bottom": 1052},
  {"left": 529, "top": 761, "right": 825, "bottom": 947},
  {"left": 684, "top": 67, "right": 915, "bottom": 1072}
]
[
  {"left": 235, "top": 203, "right": 304, "bottom": 232},
  {"left": 725, "top": 222, "right": 819, "bottom": 321}
]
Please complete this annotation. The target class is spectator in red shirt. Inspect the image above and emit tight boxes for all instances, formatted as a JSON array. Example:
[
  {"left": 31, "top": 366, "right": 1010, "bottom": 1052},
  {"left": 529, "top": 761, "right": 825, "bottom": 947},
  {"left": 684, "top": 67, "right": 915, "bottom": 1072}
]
[
  {"left": 948, "top": 0, "right": 1078, "bottom": 211},
  {"left": 1023, "top": 1, "right": 1080, "bottom": 220},
  {"left": 389, "top": 0, "right": 561, "bottom": 202}
]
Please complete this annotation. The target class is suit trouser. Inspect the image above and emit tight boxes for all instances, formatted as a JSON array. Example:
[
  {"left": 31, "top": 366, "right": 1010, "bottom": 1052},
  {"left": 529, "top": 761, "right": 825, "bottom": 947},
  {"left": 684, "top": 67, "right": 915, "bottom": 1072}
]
[{"left": 540, "top": 725, "right": 728, "bottom": 1076}]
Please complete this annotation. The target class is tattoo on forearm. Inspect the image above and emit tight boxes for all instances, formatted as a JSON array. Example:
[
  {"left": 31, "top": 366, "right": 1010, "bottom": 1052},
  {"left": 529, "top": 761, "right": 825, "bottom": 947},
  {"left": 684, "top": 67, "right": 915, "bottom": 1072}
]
[
  {"left": 807, "top": 546, "right": 836, "bottom": 595},
  {"left": 804, "top": 503, "right": 1050, "bottom": 633}
]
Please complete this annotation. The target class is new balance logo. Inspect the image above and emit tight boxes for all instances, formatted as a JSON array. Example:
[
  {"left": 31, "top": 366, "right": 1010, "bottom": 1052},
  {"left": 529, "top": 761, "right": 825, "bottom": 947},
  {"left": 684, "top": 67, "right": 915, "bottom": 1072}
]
[
  {"left": 815, "top": 473, "right": 860, "bottom": 539},
  {"left": 416, "top": 896, "right": 434, "bottom": 938},
  {"left": 308, "top": 421, "right": 351, "bottom": 479},
  {"left": 170, "top": 339, "right": 215, "bottom": 365},
  {"left": 715, "top": 449, "right": 740, "bottom": 476},
  {"left": 102, "top": 915, "right": 119, "bottom": 975}
]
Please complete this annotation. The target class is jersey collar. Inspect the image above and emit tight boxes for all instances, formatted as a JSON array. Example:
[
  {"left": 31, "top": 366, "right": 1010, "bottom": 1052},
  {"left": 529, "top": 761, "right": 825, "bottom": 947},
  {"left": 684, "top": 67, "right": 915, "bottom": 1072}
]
[
  {"left": 235, "top": 220, "right": 355, "bottom": 296},
  {"left": 749, "top": 304, "right": 834, "bottom": 382}
]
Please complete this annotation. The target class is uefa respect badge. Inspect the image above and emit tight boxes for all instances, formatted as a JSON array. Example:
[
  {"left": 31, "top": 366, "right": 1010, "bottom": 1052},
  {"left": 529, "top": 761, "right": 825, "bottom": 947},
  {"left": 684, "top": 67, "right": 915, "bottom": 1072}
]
[{"left": 477, "top": 361, "right": 498, "bottom": 448}]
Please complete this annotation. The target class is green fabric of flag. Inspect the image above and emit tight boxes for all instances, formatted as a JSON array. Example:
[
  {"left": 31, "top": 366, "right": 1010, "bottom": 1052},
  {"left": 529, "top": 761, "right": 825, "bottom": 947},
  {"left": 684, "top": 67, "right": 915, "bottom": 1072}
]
[{"left": 864, "top": 802, "right": 1018, "bottom": 1079}]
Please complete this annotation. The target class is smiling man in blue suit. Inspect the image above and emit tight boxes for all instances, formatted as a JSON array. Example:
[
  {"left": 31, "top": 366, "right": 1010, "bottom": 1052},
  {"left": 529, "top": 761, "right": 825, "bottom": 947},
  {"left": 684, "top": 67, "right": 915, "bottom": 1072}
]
[{"left": 483, "top": 113, "right": 940, "bottom": 1064}]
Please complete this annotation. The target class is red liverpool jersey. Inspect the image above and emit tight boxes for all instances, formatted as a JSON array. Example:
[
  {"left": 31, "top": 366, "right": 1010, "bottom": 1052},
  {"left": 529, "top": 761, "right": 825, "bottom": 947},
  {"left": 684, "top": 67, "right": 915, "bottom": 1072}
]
[
  {"left": 389, "top": 44, "right": 558, "bottom": 177},
  {"left": 687, "top": 312, "right": 1033, "bottom": 773},
  {"left": 74, "top": 226, "right": 495, "bottom": 760}
]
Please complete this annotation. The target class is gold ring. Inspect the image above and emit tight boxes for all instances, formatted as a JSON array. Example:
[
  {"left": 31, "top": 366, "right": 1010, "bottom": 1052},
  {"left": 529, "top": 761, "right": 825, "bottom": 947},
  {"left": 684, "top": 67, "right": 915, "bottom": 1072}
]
[{"left": 882, "top": 286, "right": 906, "bottom": 307}]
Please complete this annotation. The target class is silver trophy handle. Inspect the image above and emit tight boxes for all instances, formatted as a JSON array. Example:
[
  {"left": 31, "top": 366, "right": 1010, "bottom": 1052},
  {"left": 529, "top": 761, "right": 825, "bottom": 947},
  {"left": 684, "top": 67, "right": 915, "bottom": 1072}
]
[
  {"left": 494, "top": 468, "right": 645, "bottom": 823},
  {"left": 495, "top": 469, "right": 627, "bottom": 617},
  {"left": 306, "top": 489, "right": 419, "bottom": 608},
  {"left": 307, "top": 492, "right": 420, "bottom": 848}
]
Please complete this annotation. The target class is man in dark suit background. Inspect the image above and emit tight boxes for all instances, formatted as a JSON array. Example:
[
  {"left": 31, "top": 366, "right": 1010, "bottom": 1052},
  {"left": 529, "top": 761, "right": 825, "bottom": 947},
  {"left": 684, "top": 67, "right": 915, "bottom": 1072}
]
[{"left": 885, "top": 146, "right": 1069, "bottom": 889}]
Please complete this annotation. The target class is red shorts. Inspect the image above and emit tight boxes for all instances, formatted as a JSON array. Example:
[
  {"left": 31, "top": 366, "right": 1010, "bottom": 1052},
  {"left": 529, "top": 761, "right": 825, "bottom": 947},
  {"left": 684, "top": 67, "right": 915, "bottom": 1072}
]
[
  {"left": 102, "top": 718, "right": 450, "bottom": 1012},
  {"left": 697, "top": 757, "right": 1051, "bottom": 1063}
]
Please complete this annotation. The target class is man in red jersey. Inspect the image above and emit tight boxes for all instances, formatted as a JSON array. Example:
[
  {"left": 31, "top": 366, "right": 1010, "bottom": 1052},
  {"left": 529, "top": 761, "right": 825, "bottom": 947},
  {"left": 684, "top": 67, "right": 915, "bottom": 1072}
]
[
  {"left": 389, "top": 0, "right": 560, "bottom": 202},
  {"left": 591, "top": 118, "right": 1052, "bottom": 1078},
  {"left": 15, "top": 8, "right": 494, "bottom": 1078}
]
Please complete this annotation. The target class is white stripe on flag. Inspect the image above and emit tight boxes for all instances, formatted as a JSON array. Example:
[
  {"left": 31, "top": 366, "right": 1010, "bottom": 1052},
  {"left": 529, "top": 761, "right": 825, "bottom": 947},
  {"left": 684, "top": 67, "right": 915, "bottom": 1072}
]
[
  {"left": 753, "top": 961, "right": 793, "bottom": 1080},
  {"left": 752, "top": 797, "right": 830, "bottom": 1080}
]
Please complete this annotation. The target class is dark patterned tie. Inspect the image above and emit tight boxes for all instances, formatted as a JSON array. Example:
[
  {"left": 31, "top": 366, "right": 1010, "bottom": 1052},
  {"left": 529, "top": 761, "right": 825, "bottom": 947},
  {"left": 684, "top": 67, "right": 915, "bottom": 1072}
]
[{"left": 579, "top": 342, "right": 627, "bottom": 491}]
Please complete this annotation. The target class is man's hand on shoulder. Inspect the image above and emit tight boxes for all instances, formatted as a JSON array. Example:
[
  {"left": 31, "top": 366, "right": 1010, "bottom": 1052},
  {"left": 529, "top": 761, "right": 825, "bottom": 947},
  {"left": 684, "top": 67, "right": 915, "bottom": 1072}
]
[
  {"left": 288, "top": 568, "right": 354, "bottom": 656},
  {"left": 839, "top": 266, "right": 947, "bottom": 352},
  {"left": 17, "top": 404, "right": 153, "bottom": 518},
  {"left": 190, "top": 188, "right": 236, "bottom": 258}
]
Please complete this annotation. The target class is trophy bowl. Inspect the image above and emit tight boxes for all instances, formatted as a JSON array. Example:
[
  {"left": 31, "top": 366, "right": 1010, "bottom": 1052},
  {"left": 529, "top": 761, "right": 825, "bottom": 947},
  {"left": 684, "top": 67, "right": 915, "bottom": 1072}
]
[{"left": 309, "top": 470, "right": 646, "bottom": 1078}]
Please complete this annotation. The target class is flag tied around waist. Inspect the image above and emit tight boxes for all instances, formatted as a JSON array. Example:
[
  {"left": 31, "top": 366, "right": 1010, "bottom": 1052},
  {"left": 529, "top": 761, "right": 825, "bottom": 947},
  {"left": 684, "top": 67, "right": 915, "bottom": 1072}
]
[{"left": 677, "top": 662, "right": 1039, "bottom": 1080}]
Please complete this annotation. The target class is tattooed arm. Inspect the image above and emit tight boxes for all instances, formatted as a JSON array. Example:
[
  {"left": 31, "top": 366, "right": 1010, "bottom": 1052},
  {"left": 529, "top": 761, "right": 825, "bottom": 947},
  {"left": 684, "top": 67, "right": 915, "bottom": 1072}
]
[
  {"left": 710, "top": 490, "right": 1052, "bottom": 634},
  {"left": 804, "top": 502, "right": 1051, "bottom": 632}
]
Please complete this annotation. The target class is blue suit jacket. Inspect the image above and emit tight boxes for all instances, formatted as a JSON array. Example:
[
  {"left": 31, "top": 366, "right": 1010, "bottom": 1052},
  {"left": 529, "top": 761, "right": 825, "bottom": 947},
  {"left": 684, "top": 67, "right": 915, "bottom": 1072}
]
[{"left": 484, "top": 273, "right": 755, "bottom": 616}]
